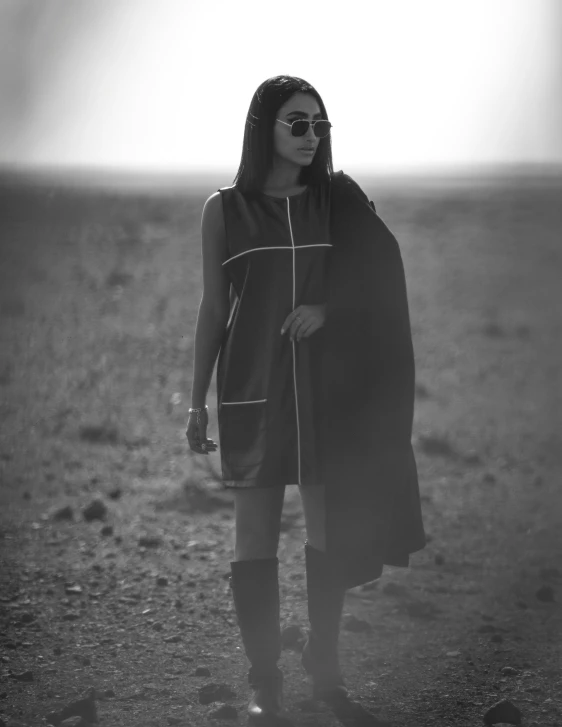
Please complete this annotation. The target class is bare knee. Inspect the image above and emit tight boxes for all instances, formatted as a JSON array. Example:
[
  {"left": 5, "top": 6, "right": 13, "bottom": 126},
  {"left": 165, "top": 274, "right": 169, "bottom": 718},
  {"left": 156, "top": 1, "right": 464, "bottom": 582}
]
[{"left": 233, "top": 487, "right": 285, "bottom": 561}]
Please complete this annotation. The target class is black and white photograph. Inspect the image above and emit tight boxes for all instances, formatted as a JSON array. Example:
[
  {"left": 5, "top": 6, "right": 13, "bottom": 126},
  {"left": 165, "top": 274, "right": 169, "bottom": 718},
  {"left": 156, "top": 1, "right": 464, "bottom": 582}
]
[{"left": 0, "top": 1, "right": 561, "bottom": 726}]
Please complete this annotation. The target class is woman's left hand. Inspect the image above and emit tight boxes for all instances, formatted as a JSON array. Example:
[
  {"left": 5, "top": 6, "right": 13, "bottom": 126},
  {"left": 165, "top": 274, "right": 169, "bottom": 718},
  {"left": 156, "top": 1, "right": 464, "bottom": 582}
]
[{"left": 281, "top": 304, "right": 326, "bottom": 342}]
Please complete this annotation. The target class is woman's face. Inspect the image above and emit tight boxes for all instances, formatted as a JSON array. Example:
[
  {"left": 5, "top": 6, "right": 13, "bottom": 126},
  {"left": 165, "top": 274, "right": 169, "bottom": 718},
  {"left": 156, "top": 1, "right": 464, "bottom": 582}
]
[{"left": 272, "top": 92, "right": 323, "bottom": 168}]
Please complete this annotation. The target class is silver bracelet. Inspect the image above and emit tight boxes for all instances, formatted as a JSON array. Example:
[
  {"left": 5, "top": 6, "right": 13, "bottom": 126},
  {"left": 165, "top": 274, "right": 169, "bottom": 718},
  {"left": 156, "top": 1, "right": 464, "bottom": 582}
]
[{"left": 189, "top": 405, "right": 208, "bottom": 413}]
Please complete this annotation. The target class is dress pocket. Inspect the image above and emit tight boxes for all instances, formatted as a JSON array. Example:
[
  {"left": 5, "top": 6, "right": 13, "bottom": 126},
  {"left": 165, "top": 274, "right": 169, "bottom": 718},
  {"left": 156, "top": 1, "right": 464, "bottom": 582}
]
[{"left": 219, "top": 399, "right": 268, "bottom": 479}]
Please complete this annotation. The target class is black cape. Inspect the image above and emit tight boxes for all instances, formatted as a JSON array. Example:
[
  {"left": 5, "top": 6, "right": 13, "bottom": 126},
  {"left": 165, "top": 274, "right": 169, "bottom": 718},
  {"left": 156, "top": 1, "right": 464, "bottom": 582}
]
[{"left": 317, "top": 171, "right": 426, "bottom": 588}]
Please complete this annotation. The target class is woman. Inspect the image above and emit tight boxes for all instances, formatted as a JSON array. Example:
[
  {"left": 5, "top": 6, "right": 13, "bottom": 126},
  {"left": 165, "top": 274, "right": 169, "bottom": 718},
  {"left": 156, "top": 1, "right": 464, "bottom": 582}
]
[{"left": 186, "top": 75, "right": 426, "bottom": 723}]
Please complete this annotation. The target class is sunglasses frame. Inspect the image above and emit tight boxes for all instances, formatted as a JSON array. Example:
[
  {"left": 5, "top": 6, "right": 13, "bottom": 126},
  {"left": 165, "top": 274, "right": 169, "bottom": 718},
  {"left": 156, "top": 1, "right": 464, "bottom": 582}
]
[{"left": 276, "top": 118, "right": 332, "bottom": 138}]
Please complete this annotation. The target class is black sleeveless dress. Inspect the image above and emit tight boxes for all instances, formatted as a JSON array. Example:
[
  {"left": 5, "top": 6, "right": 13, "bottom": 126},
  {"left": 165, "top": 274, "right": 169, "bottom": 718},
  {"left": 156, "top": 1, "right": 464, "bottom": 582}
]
[{"left": 216, "top": 182, "right": 331, "bottom": 489}]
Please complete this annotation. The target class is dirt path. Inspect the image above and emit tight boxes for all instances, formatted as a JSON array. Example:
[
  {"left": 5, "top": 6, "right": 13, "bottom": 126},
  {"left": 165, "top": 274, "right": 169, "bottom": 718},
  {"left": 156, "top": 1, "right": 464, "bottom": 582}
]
[{"left": 1, "top": 445, "right": 561, "bottom": 727}]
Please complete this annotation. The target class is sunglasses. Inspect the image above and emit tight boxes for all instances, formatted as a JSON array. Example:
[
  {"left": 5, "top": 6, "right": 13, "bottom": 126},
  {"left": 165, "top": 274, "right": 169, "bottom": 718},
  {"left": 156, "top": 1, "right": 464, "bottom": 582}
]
[{"left": 276, "top": 118, "right": 332, "bottom": 138}]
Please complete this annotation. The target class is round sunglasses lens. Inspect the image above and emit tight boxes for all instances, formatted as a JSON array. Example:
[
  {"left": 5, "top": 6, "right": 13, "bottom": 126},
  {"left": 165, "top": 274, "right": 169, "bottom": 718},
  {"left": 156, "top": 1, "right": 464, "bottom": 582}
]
[
  {"left": 314, "top": 121, "right": 331, "bottom": 138},
  {"left": 291, "top": 120, "right": 309, "bottom": 137}
]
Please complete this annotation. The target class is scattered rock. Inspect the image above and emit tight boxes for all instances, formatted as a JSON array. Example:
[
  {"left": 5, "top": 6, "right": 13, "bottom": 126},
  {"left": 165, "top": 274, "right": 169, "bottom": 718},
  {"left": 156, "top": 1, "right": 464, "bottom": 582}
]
[
  {"left": 156, "top": 575, "right": 169, "bottom": 587},
  {"left": 198, "top": 682, "right": 236, "bottom": 705},
  {"left": 82, "top": 499, "right": 107, "bottom": 522},
  {"left": 483, "top": 472, "right": 496, "bottom": 484},
  {"left": 8, "top": 670, "right": 34, "bottom": 682},
  {"left": 107, "top": 487, "right": 122, "bottom": 499},
  {"left": 100, "top": 525, "right": 113, "bottom": 536},
  {"left": 208, "top": 703, "right": 238, "bottom": 719},
  {"left": 434, "top": 553, "right": 445, "bottom": 565},
  {"left": 281, "top": 624, "right": 306, "bottom": 650},
  {"left": 18, "top": 611, "right": 35, "bottom": 624},
  {"left": 44, "top": 687, "right": 98, "bottom": 726},
  {"left": 65, "top": 584, "right": 83, "bottom": 595},
  {"left": 491, "top": 635, "right": 503, "bottom": 644},
  {"left": 52, "top": 505, "right": 73, "bottom": 521},
  {"left": 138, "top": 535, "right": 162, "bottom": 548},
  {"left": 483, "top": 698, "right": 522, "bottom": 725},
  {"left": 163, "top": 635, "right": 182, "bottom": 643},
  {"left": 195, "top": 666, "right": 211, "bottom": 676},
  {"left": 342, "top": 614, "right": 372, "bottom": 632},
  {"left": 536, "top": 585, "right": 555, "bottom": 602},
  {"left": 500, "top": 666, "right": 520, "bottom": 676}
]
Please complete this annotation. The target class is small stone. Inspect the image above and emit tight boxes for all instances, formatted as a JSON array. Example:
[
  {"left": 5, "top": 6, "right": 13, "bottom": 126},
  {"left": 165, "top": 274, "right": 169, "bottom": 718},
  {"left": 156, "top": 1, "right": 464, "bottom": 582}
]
[
  {"left": 107, "top": 487, "right": 122, "bottom": 499},
  {"left": 208, "top": 703, "right": 238, "bottom": 719},
  {"left": 483, "top": 698, "right": 522, "bottom": 725},
  {"left": 164, "top": 635, "right": 182, "bottom": 643},
  {"left": 342, "top": 614, "right": 372, "bottom": 632},
  {"left": 434, "top": 553, "right": 445, "bottom": 565},
  {"left": 100, "top": 525, "right": 113, "bottom": 536},
  {"left": 195, "top": 666, "right": 211, "bottom": 676},
  {"left": 18, "top": 612, "right": 35, "bottom": 624},
  {"left": 198, "top": 682, "right": 236, "bottom": 705},
  {"left": 500, "top": 666, "right": 519, "bottom": 676},
  {"left": 82, "top": 499, "right": 107, "bottom": 522},
  {"left": 65, "top": 584, "right": 83, "bottom": 595},
  {"left": 9, "top": 670, "right": 34, "bottom": 681},
  {"left": 55, "top": 687, "right": 98, "bottom": 725},
  {"left": 138, "top": 535, "right": 161, "bottom": 548},
  {"left": 491, "top": 635, "right": 503, "bottom": 644},
  {"left": 52, "top": 505, "right": 73, "bottom": 521},
  {"left": 152, "top": 622, "right": 163, "bottom": 632},
  {"left": 156, "top": 576, "right": 169, "bottom": 587}
]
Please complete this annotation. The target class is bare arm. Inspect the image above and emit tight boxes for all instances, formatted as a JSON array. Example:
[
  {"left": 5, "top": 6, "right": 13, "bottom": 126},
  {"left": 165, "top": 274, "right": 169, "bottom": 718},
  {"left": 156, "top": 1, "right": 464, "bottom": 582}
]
[{"left": 190, "top": 191, "right": 231, "bottom": 409}]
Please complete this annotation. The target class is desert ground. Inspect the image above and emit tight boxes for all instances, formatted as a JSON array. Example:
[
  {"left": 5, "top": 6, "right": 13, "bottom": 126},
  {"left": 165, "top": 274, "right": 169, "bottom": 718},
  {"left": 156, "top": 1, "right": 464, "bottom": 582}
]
[{"left": 0, "top": 169, "right": 561, "bottom": 727}]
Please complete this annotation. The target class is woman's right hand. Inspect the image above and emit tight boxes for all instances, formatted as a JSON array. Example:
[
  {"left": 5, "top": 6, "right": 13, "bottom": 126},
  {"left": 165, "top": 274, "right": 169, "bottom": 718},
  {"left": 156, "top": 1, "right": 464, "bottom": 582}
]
[{"left": 185, "top": 408, "right": 218, "bottom": 455}]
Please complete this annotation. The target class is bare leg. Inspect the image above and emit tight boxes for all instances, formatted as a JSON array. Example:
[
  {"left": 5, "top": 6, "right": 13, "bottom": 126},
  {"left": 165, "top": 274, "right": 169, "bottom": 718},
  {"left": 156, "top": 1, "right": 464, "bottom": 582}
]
[
  {"left": 232, "top": 486, "right": 286, "bottom": 561},
  {"left": 299, "top": 484, "right": 326, "bottom": 552}
]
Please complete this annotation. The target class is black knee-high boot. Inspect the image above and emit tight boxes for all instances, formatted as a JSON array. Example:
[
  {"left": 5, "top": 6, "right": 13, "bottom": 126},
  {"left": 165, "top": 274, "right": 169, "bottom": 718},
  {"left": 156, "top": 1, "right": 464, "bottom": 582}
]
[
  {"left": 229, "top": 557, "right": 283, "bottom": 721},
  {"left": 301, "top": 541, "right": 349, "bottom": 703}
]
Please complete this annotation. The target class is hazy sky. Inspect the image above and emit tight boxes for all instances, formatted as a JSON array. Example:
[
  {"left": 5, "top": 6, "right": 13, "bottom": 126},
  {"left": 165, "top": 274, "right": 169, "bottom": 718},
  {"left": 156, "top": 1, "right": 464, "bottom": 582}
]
[{"left": 1, "top": 0, "right": 561, "bottom": 173}]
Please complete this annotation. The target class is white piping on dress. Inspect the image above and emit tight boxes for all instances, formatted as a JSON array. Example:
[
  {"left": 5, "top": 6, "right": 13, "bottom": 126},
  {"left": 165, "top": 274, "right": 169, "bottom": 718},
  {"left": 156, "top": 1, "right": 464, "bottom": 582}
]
[
  {"left": 221, "top": 399, "right": 267, "bottom": 405},
  {"left": 222, "top": 244, "right": 332, "bottom": 266},
  {"left": 286, "top": 197, "right": 302, "bottom": 486}
]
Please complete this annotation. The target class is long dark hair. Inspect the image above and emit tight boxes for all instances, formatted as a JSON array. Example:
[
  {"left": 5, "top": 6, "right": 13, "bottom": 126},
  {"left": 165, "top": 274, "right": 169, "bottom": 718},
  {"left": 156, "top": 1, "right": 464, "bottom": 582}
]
[{"left": 232, "top": 76, "right": 334, "bottom": 195}]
